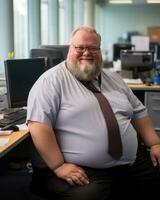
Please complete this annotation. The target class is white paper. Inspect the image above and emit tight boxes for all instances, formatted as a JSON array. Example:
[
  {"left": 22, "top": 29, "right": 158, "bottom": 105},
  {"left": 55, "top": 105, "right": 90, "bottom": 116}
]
[
  {"left": 131, "top": 36, "right": 149, "bottom": 51},
  {"left": 16, "top": 123, "right": 28, "bottom": 131},
  {"left": 0, "top": 137, "right": 9, "bottom": 146},
  {"left": 0, "top": 130, "right": 13, "bottom": 136}
]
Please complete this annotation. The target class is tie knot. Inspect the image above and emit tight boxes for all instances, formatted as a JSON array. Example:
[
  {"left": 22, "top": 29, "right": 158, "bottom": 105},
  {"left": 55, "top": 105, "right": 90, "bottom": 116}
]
[{"left": 82, "top": 81, "right": 100, "bottom": 93}]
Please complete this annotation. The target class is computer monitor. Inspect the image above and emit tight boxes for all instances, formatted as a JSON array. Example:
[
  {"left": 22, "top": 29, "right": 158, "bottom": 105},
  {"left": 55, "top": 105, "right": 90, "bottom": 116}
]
[
  {"left": 30, "top": 48, "right": 63, "bottom": 70},
  {"left": 30, "top": 45, "right": 69, "bottom": 70},
  {"left": 40, "top": 45, "right": 69, "bottom": 59},
  {"left": 113, "top": 43, "right": 134, "bottom": 61},
  {"left": 120, "top": 50, "right": 153, "bottom": 79},
  {"left": 4, "top": 57, "right": 46, "bottom": 108}
]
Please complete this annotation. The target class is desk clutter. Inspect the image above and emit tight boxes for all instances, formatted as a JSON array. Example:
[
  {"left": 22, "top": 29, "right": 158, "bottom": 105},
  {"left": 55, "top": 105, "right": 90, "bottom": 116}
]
[
  {"left": 123, "top": 78, "right": 143, "bottom": 84},
  {"left": 0, "top": 108, "right": 27, "bottom": 128},
  {"left": 0, "top": 130, "right": 13, "bottom": 136},
  {"left": 0, "top": 108, "right": 27, "bottom": 148}
]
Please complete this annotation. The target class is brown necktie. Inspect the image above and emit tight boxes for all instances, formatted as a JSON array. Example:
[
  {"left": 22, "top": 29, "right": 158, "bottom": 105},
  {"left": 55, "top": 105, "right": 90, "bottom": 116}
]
[{"left": 82, "top": 81, "right": 122, "bottom": 159}]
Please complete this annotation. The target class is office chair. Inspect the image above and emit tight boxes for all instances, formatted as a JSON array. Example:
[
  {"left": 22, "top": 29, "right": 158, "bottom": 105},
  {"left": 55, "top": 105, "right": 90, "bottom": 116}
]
[{"left": 28, "top": 139, "right": 56, "bottom": 200}]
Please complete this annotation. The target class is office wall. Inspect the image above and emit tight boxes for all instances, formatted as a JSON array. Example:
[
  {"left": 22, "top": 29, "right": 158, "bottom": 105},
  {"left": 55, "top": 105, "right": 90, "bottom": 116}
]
[{"left": 96, "top": 4, "right": 160, "bottom": 61}]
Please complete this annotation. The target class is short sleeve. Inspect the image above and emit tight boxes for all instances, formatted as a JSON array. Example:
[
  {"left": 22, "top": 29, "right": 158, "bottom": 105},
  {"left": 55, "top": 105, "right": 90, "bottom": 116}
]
[{"left": 27, "top": 74, "right": 60, "bottom": 127}]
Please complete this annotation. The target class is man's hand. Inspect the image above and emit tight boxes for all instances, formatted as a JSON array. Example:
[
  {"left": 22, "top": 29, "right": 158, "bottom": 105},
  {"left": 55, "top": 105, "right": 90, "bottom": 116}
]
[
  {"left": 54, "top": 163, "right": 90, "bottom": 186},
  {"left": 150, "top": 144, "right": 160, "bottom": 167}
]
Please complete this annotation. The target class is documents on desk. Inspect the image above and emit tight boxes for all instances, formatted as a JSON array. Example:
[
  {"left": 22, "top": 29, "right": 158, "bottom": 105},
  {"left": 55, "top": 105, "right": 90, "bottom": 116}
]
[
  {"left": 0, "top": 130, "right": 13, "bottom": 147},
  {"left": 16, "top": 123, "right": 27, "bottom": 131},
  {"left": 123, "top": 78, "right": 143, "bottom": 84},
  {"left": 0, "top": 123, "right": 28, "bottom": 148},
  {"left": 0, "top": 130, "right": 13, "bottom": 136},
  {"left": 0, "top": 137, "right": 9, "bottom": 147}
]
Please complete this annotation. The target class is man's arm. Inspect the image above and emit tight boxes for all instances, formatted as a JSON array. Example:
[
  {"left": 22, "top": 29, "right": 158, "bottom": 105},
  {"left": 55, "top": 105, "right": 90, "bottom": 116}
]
[
  {"left": 28, "top": 121, "right": 89, "bottom": 185},
  {"left": 28, "top": 121, "right": 64, "bottom": 170},
  {"left": 131, "top": 116, "right": 160, "bottom": 147},
  {"left": 131, "top": 116, "right": 160, "bottom": 166}
]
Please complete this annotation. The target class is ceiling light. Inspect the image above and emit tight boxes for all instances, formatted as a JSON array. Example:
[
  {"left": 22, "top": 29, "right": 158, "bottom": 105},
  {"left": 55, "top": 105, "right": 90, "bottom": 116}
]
[
  {"left": 147, "top": 0, "right": 160, "bottom": 3},
  {"left": 109, "top": 0, "right": 132, "bottom": 4}
]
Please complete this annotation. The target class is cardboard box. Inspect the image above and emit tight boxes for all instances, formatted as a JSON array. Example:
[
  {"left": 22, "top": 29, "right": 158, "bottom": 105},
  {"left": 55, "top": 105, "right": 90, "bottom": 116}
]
[{"left": 148, "top": 27, "right": 160, "bottom": 44}]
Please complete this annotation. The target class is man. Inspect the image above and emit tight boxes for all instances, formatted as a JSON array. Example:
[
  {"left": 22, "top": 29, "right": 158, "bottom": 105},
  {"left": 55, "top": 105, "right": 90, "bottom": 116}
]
[{"left": 27, "top": 26, "right": 160, "bottom": 200}]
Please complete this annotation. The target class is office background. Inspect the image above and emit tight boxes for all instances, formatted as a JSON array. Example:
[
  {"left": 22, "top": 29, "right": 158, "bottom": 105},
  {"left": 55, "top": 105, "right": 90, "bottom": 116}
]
[
  {"left": 0, "top": 0, "right": 160, "bottom": 74},
  {"left": 0, "top": 1, "right": 160, "bottom": 199}
]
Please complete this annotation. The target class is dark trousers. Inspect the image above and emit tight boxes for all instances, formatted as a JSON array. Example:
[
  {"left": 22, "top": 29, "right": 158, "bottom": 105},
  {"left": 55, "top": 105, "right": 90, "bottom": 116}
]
[{"left": 30, "top": 144, "right": 160, "bottom": 200}]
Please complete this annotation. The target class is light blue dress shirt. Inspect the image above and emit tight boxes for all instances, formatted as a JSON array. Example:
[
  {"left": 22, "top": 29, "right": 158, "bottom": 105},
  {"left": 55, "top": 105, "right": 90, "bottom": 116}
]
[{"left": 27, "top": 61, "right": 148, "bottom": 168}]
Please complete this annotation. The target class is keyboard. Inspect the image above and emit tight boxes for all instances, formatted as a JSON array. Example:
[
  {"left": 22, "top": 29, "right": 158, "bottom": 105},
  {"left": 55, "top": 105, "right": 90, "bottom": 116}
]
[{"left": 0, "top": 109, "right": 27, "bottom": 127}]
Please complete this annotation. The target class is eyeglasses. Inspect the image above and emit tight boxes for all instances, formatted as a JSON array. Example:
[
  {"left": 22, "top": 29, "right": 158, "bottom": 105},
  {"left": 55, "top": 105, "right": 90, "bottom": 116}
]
[{"left": 72, "top": 44, "right": 100, "bottom": 54}]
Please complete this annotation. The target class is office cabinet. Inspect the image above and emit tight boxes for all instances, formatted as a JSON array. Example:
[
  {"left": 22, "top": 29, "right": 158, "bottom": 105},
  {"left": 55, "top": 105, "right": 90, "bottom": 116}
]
[
  {"left": 130, "top": 84, "right": 160, "bottom": 136},
  {"left": 145, "top": 92, "right": 160, "bottom": 134}
]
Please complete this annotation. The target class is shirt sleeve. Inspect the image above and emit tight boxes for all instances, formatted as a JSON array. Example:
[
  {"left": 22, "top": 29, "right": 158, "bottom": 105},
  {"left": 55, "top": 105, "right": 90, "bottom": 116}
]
[
  {"left": 126, "top": 86, "right": 148, "bottom": 119},
  {"left": 105, "top": 70, "right": 148, "bottom": 120},
  {"left": 26, "top": 74, "right": 60, "bottom": 127}
]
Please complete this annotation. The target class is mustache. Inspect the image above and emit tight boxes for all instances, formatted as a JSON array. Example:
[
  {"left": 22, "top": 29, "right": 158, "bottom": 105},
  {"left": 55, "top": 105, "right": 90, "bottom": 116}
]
[{"left": 79, "top": 56, "right": 93, "bottom": 60}]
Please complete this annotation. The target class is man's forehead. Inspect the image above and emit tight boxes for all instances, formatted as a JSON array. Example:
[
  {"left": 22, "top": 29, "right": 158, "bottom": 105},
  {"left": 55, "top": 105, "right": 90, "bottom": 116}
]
[
  {"left": 73, "top": 30, "right": 97, "bottom": 38},
  {"left": 72, "top": 31, "right": 100, "bottom": 43}
]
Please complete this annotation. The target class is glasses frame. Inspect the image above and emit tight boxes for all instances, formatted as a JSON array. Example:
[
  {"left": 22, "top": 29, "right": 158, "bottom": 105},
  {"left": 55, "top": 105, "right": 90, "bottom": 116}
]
[{"left": 72, "top": 44, "right": 100, "bottom": 54}]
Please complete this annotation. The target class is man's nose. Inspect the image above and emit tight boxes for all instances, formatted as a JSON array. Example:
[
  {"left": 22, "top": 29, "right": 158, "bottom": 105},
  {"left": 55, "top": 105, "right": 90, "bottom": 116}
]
[{"left": 83, "top": 48, "right": 92, "bottom": 55}]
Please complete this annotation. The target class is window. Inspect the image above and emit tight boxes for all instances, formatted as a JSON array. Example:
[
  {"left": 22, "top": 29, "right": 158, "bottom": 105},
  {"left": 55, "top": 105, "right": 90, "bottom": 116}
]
[
  {"left": 13, "top": 0, "right": 28, "bottom": 58},
  {"left": 41, "top": 0, "right": 49, "bottom": 44}
]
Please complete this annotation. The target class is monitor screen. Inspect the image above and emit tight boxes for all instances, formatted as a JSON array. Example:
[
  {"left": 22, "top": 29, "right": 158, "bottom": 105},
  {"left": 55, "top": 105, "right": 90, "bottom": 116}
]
[
  {"left": 30, "top": 46, "right": 67, "bottom": 70},
  {"left": 4, "top": 57, "right": 46, "bottom": 108}
]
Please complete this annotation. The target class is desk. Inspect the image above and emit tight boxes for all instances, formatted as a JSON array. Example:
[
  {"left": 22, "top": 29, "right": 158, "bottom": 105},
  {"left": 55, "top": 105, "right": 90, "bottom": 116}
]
[
  {"left": 0, "top": 130, "right": 29, "bottom": 158},
  {"left": 128, "top": 84, "right": 160, "bottom": 91},
  {"left": 128, "top": 84, "right": 160, "bottom": 133}
]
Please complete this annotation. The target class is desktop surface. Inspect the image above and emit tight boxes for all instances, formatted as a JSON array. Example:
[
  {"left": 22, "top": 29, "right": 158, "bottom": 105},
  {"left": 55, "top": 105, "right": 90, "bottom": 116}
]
[
  {"left": 128, "top": 83, "right": 160, "bottom": 91},
  {"left": 0, "top": 130, "right": 29, "bottom": 158}
]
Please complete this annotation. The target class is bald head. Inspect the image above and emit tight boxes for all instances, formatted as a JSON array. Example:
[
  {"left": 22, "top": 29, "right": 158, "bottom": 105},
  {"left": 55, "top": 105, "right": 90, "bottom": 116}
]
[{"left": 70, "top": 26, "right": 101, "bottom": 46}]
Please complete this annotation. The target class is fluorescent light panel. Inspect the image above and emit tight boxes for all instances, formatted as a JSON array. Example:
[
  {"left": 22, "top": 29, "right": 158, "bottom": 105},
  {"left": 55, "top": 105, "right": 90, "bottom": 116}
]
[
  {"left": 108, "top": 0, "right": 160, "bottom": 3},
  {"left": 109, "top": 0, "right": 132, "bottom": 3},
  {"left": 147, "top": 0, "right": 160, "bottom": 3}
]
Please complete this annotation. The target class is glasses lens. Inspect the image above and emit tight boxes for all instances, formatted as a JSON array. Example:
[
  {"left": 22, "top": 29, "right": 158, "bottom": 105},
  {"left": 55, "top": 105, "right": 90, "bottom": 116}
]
[
  {"left": 73, "top": 44, "right": 100, "bottom": 53},
  {"left": 76, "top": 47, "right": 85, "bottom": 53},
  {"left": 89, "top": 47, "right": 100, "bottom": 53}
]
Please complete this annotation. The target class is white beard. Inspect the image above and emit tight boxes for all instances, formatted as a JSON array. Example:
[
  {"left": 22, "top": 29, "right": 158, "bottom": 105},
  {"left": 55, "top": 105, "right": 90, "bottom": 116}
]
[{"left": 67, "top": 60, "right": 102, "bottom": 81}]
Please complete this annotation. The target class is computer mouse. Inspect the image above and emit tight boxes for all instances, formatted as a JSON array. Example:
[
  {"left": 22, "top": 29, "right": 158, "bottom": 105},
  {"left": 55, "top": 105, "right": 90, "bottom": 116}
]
[{"left": 1, "top": 124, "right": 19, "bottom": 131}]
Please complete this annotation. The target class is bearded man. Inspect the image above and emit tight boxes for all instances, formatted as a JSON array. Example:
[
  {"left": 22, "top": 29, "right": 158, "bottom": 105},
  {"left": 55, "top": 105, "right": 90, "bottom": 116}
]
[{"left": 27, "top": 26, "right": 160, "bottom": 200}]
